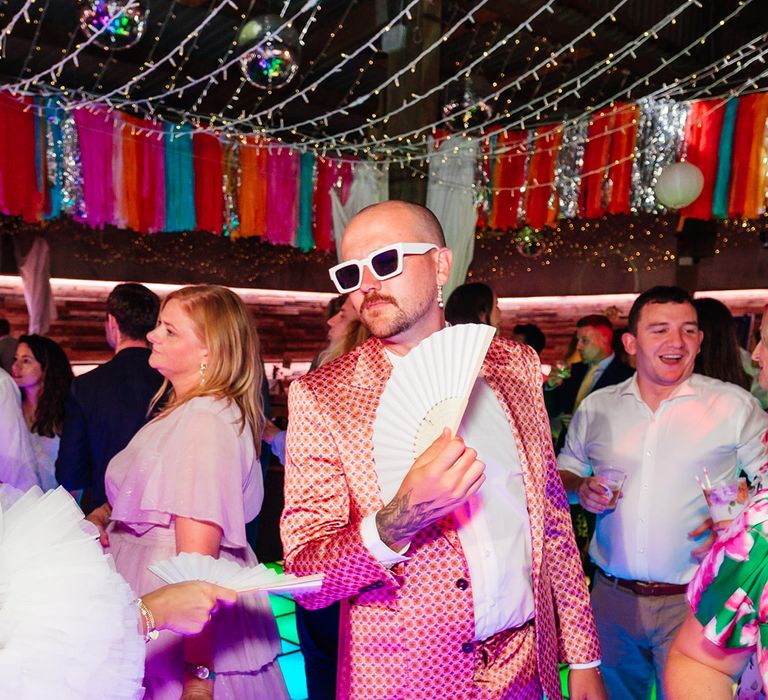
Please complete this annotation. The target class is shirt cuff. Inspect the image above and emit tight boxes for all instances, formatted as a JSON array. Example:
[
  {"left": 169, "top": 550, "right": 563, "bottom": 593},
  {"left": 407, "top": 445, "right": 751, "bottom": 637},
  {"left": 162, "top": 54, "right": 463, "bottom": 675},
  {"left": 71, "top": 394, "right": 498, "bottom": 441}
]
[
  {"left": 568, "top": 660, "right": 602, "bottom": 670},
  {"left": 271, "top": 430, "right": 286, "bottom": 465},
  {"left": 360, "top": 513, "right": 410, "bottom": 567}
]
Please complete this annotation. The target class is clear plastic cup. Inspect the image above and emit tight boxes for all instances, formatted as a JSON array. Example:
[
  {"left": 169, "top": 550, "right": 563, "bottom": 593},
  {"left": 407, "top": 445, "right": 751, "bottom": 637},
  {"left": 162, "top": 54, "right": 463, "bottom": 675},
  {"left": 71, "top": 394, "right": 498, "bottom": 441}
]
[
  {"left": 702, "top": 476, "right": 749, "bottom": 528},
  {"left": 593, "top": 466, "right": 627, "bottom": 509}
]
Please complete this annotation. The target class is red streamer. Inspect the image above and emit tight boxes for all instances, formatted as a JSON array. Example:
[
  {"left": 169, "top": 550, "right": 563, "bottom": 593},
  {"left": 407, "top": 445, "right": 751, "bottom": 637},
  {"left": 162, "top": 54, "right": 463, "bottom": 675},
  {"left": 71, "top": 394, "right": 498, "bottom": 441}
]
[
  {"left": 679, "top": 99, "right": 726, "bottom": 220},
  {"left": 606, "top": 104, "right": 639, "bottom": 215},
  {"left": 312, "top": 158, "right": 352, "bottom": 251},
  {"left": 525, "top": 125, "right": 562, "bottom": 229},
  {"left": 579, "top": 108, "right": 613, "bottom": 219},
  {"left": 489, "top": 130, "right": 528, "bottom": 230},
  {"left": 0, "top": 93, "right": 42, "bottom": 223},
  {"left": 193, "top": 132, "right": 224, "bottom": 235}
]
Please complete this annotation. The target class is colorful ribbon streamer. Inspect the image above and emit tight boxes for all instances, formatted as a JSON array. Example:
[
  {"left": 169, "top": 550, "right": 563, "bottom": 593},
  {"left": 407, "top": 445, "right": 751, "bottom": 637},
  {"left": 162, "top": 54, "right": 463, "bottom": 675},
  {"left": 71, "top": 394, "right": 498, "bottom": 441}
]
[
  {"left": 296, "top": 151, "right": 316, "bottom": 252},
  {"left": 266, "top": 144, "right": 299, "bottom": 246},
  {"left": 74, "top": 106, "right": 115, "bottom": 229},
  {"left": 193, "top": 131, "right": 224, "bottom": 235},
  {"left": 680, "top": 99, "right": 726, "bottom": 220},
  {"left": 238, "top": 136, "right": 266, "bottom": 238},
  {"left": 0, "top": 93, "right": 42, "bottom": 223},
  {"left": 164, "top": 123, "right": 196, "bottom": 232},
  {"left": 489, "top": 129, "right": 528, "bottom": 231},
  {"left": 525, "top": 124, "right": 562, "bottom": 229}
]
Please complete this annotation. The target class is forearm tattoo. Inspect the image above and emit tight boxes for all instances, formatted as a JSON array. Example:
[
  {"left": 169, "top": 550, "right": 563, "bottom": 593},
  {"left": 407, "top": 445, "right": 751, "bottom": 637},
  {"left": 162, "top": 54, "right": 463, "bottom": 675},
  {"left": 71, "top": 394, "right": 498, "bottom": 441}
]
[{"left": 376, "top": 491, "right": 443, "bottom": 548}]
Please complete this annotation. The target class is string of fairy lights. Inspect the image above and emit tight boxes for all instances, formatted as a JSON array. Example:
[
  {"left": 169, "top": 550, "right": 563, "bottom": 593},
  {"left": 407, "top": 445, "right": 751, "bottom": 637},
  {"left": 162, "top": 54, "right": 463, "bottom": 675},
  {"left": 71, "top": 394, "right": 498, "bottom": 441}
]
[
  {"left": 0, "top": 0, "right": 766, "bottom": 182},
  {"left": 0, "top": 0, "right": 753, "bottom": 145}
]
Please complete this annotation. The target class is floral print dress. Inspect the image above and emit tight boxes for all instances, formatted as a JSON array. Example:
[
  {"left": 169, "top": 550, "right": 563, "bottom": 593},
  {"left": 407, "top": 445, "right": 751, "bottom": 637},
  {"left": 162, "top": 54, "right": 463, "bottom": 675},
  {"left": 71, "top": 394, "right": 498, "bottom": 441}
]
[{"left": 687, "top": 490, "right": 768, "bottom": 698}]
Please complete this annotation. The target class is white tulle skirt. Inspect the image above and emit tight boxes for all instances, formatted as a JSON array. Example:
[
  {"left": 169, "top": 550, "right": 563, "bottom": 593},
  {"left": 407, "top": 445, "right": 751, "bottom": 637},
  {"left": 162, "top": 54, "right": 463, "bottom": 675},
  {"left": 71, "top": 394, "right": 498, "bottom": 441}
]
[{"left": 0, "top": 486, "right": 145, "bottom": 699}]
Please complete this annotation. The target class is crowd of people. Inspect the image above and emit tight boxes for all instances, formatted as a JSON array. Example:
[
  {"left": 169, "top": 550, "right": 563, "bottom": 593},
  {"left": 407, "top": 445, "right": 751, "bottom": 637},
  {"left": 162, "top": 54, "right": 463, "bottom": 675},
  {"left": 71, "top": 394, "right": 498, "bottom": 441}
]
[{"left": 1, "top": 199, "right": 767, "bottom": 700}]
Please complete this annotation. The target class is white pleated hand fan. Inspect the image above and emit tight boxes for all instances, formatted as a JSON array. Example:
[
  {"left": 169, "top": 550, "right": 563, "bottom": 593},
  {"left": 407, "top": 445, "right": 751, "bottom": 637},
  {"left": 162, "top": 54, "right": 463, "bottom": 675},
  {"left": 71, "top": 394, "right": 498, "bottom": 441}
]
[
  {"left": 148, "top": 552, "right": 323, "bottom": 595},
  {"left": 373, "top": 323, "right": 495, "bottom": 503}
]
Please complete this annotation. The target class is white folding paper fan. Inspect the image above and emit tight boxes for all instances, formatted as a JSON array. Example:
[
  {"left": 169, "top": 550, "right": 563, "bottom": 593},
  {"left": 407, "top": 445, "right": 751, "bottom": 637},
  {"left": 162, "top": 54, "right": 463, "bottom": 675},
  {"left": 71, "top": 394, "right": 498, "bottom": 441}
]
[
  {"left": 148, "top": 552, "right": 323, "bottom": 595},
  {"left": 373, "top": 323, "right": 496, "bottom": 503}
]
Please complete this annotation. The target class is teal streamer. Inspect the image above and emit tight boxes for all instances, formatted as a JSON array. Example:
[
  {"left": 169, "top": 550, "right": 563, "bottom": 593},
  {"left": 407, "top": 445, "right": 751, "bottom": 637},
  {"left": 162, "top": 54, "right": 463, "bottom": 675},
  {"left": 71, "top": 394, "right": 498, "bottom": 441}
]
[
  {"left": 164, "top": 123, "right": 196, "bottom": 232},
  {"left": 487, "top": 132, "right": 497, "bottom": 213},
  {"left": 712, "top": 98, "right": 738, "bottom": 219},
  {"left": 296, "top": 151, "right": 316, "bottom": 252},
  {"left": 43, "top": 97, "right": 64, "bottom": 220}
]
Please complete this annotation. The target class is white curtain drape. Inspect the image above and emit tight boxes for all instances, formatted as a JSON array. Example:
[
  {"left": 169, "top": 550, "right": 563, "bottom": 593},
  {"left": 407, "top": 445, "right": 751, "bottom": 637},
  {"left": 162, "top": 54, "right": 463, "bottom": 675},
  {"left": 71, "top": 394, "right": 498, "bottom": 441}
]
[
  {"left": 426, "top": 136, "right": 478, "bottom": 298},
  {"left": 330, "top": 162, "right": 390, "bottom": 260},
  {"left": 14, "top": 236, "right": 57, "bottom": 335}
]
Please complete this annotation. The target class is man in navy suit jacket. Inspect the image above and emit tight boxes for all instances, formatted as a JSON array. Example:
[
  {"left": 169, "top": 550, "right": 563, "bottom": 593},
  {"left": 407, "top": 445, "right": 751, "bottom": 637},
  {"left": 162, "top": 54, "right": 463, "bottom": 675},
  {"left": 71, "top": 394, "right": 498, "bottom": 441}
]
[
  {"left": 56, "top": 283, "right": 163, "bottom": 513},
  {"left": 545, "top": 314, "right": 635, "bottom": 436}
]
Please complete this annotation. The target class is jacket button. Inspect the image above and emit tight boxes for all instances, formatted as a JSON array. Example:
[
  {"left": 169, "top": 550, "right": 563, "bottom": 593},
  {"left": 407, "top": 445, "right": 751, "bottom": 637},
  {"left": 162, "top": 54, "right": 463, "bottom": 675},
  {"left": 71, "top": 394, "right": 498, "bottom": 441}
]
[
  {"left": 456, "top": 578, "right": 469, "bottom": 590},
  {"left": 461, "top": 642, "right": 474, "bottom": 654}
]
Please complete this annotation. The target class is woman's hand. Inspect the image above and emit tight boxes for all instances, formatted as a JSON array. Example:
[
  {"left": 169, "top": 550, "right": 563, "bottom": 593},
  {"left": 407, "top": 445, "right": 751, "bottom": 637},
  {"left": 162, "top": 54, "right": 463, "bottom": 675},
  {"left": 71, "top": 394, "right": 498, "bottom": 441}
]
[
  {"left": 143, "top": 581, "right": 236, "bottom": 636},
  {"left": 85, "top": 502, "right": 112, "bottom": 547}
]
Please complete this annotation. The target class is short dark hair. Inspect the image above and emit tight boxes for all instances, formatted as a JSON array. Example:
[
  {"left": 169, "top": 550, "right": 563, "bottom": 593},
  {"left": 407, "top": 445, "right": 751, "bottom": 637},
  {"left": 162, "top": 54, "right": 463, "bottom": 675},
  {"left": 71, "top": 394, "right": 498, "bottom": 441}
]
[
  {"left": 445, "top": 282, "right": 495, "bottom": 325},
  {"left": 627, "top": 286, "right": 695, "bottom": 334},
  {"left": 576, "top": 314, "right": 613, "bottom": 331},
  {"left": 0, "top": 318, "right": 9, "bottom": 336},
  {"left": 513, "top": 323, "right": 546, "bottom": 354},
  {"left": 107, "top": 283, "right": 160, "bottom": 341}
]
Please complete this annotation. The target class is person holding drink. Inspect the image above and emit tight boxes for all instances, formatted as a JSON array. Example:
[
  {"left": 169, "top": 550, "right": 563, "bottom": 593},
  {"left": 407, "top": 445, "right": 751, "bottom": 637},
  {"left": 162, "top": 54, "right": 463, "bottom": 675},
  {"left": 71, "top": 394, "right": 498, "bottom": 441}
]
[
  {"left": 665, "top": 306, "right": 768, "bottom": 698},
  {"left": 558, "top": 286, "right": 768, "bottom": 700}
]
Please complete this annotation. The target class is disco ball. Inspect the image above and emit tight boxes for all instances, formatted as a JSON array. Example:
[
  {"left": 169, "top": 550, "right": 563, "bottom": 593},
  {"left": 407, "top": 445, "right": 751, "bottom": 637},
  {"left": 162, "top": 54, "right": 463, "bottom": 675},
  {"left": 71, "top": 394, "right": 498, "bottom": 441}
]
[
  {"left": 80, "top": 0, "right": 148, "bottom": 50},
  {"left": 238, "top": 14, "right": 300, "bottom": 90},
  {"left": 442, "top": 76, "right": 494, "bottom": 132},
  {"left": 514, "top": 225, "right": 546, "bottom": 258}
]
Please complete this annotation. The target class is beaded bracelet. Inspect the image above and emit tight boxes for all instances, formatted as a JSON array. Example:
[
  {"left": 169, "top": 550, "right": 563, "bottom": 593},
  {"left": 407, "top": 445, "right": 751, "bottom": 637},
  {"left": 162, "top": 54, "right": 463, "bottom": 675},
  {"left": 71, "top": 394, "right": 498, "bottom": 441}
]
[{"left": 137, "top": 598, "right": 159, "bottom": 642}]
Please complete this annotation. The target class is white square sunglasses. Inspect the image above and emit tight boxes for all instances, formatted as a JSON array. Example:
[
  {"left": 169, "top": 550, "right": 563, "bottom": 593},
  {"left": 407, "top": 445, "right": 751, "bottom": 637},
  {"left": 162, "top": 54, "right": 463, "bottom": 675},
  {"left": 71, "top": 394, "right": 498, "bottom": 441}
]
[{"left": 328, "top": 242, "right": 438, "bottom": 294}]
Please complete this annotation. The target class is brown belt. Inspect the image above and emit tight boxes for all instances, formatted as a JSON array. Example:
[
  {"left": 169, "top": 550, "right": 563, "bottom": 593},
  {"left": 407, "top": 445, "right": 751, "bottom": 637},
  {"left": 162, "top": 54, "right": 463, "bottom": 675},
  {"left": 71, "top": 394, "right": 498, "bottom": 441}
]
[{"left": 598, "top": 569, "right": 688, "bottom": 597}]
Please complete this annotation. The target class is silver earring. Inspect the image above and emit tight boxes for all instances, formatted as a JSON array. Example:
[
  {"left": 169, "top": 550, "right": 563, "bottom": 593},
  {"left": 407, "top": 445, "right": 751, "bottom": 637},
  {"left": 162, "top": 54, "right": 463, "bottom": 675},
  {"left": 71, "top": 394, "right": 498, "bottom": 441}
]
[
  {"left": 199, "top": 362, "right": 207, "bottom": 382},
  {"left": 437, "top": 285, "right": 444, "bottom": 309}
]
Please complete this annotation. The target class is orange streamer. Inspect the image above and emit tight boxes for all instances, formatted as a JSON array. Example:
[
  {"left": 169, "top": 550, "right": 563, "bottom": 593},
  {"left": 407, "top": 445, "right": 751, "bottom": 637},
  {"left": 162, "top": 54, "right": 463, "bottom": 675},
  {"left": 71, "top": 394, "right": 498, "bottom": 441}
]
[
  {"left": 489, "top": 130, "right": 528, "bottom": 230},
  {"left": 728, "top": 93, "right": 768, "bottom": 219},
  {"left": 237, "top": 136, "right": 267, "bottom": 238}
]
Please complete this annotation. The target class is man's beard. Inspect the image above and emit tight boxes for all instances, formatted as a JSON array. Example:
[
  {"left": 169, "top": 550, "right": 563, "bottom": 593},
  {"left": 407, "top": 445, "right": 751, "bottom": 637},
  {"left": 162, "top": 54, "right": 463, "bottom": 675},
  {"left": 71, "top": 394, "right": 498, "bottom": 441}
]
[{"left": 360, "top": 291, "right": 431, "bottom": 340}]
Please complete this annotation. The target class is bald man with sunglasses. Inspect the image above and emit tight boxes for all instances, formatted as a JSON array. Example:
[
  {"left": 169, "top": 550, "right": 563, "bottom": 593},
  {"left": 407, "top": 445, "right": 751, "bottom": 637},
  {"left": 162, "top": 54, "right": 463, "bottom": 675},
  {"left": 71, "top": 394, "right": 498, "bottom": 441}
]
[{"left": 281, "top": 201, "right": 604, "bottom": 700}]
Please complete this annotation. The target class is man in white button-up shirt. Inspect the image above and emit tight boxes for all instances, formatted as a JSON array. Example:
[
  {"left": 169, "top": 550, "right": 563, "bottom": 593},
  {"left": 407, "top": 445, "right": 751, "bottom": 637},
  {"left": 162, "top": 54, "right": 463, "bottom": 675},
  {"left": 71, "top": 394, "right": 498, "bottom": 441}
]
[{"left": 559, "top": 286, "right": 768, "bottom": 700}]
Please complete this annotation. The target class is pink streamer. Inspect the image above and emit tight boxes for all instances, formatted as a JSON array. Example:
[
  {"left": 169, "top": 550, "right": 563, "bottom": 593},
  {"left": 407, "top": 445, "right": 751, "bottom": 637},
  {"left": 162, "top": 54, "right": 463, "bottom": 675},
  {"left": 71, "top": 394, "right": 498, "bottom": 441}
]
[
  {"left": 266, "top": 145, "right": 300, "bottom": 245},
  {"left": 144, "top": 120, "right": 165, "bottom": 233},
  {"left": 73, "top": 106, "right": 115, "bottom": 229},
  {"left": 312, "top": 158, "right": 353, "bottom": 250}
]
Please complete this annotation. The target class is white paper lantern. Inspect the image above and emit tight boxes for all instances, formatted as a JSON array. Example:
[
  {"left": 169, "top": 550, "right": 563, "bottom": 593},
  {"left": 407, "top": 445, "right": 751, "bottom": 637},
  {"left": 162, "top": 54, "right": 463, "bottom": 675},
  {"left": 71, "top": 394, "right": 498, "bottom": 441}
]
[{"left": 654, "top": 162, "right": 704, "bottom": 209}]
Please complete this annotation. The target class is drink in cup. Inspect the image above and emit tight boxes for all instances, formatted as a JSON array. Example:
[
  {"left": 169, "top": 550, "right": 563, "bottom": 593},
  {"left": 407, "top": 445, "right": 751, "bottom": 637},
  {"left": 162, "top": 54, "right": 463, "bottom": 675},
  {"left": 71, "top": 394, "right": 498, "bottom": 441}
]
[
  {"left": 701, "top": 476, "right": 749, "bottom": 528},
  {"left": 593, "top": 466, "right": 626, "bottom": 509},
  {"left": 546, "top": 361, "right": 571, "bottom": 388}
]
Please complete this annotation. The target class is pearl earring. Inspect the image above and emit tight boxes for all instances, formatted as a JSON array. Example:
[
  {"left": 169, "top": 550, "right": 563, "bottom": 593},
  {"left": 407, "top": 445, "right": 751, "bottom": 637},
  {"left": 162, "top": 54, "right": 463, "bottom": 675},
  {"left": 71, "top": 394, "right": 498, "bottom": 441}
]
[{"left": 437, "top": 285, "right": 444, "bottom": 309}]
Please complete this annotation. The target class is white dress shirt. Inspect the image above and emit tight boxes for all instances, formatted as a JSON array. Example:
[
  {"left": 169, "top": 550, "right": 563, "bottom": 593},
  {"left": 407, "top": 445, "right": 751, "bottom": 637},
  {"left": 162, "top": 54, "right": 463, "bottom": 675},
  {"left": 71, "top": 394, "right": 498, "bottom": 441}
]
[
  {"left": 362, "top": 361, "right": 534, "bottom": 641},
  {"left": 559, "top": 373, "right": 768, "bottom": 584}
]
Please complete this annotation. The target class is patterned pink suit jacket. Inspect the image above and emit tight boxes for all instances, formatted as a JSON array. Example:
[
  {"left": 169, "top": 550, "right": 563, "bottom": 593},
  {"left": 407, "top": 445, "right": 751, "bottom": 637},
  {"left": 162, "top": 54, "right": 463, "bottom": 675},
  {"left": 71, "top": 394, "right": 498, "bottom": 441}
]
[{"left": 281, "top": 336, "right": 600, "bottom": 699}]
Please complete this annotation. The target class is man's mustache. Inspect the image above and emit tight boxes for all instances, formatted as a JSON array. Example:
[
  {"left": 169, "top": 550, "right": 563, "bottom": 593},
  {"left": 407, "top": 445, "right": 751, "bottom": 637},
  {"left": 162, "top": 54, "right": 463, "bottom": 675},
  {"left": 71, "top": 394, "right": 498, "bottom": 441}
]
[{"left": 360, "top": 293, "right": 398, "bottom": 312}]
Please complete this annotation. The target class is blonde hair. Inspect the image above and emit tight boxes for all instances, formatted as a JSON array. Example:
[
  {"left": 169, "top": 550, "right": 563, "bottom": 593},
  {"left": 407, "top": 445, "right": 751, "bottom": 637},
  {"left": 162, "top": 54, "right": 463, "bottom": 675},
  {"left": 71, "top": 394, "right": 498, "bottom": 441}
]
[
  {"left": 150, "top": 285, "right": 264, "bottom": 448},
  {"left": 316, "top": 318, "right": 369, "bottom": 367}
]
